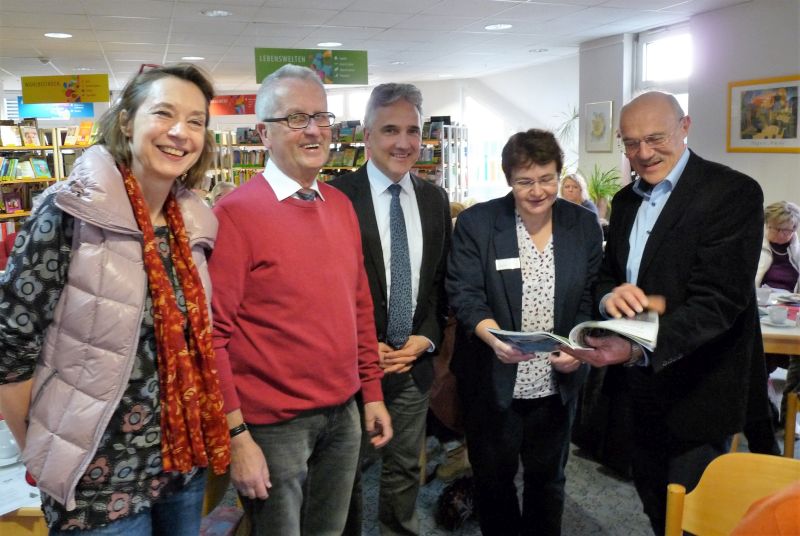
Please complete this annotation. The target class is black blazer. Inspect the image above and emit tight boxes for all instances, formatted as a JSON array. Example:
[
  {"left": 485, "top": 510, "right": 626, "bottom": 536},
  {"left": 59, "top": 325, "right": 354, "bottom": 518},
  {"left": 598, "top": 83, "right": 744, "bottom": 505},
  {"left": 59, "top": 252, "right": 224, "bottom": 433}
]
[
  {"left": 597, "top": 151, "right": 767, "bottom": 442},
  {"left": 329, "top": 166, "right": 451, "bottom": 392},
  {"left": 446, "top": 194, "right": 604, "bottom": 410}
]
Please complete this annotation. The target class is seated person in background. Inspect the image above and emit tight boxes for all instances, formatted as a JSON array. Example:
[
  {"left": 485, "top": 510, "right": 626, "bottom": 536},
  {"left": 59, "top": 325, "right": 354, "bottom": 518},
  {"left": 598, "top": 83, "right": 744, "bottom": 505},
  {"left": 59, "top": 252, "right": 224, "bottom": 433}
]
[
  {"left": 757, "top": 200, "right": 800, "bottom": 425},
  {"left": 560, "top": 172, "right": 598, "bottom": 215}
]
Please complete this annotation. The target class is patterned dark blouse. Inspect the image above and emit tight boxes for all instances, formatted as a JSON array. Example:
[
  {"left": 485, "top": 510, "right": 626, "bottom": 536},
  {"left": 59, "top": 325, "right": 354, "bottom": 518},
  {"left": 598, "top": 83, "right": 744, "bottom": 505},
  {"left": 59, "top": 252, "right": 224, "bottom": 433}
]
[{"left": 0, "top": 195, "right": 199, "bottom": 531}]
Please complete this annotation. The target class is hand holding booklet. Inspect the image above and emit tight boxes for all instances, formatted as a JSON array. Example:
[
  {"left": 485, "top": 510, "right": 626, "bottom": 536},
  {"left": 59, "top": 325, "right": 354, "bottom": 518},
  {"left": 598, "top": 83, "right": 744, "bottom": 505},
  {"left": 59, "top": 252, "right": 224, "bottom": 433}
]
[{"left": 487, "top": 311, "right": 659, "bottom": 354}]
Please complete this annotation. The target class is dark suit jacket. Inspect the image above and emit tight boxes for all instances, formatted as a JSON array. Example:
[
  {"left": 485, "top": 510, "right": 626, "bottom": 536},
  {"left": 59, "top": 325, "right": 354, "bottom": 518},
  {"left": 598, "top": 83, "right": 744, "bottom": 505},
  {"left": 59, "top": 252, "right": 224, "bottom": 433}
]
[
  {"left": 446, "top": 194, "right": 604, "bottom": 410},
  {"left": 329, "top": 166, "right": 451, "bottom": 392},
  {"left": 597, "top": 150, "right": 767, "bottom": 442}
]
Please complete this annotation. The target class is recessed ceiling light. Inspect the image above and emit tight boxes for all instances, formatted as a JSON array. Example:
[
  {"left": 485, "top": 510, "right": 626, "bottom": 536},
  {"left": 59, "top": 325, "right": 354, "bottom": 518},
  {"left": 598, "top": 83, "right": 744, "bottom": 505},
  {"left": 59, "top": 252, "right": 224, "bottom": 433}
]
[
  {"left": 529, "top": 48, "right": 549, "bottom": 53},
  {"left": 390, "top": 61, "right": 407, "bottom": 65},
  {"left": 73, "top": 67, "right": 93, "bottom": 71},
  {"left": 484, "top": 23, "right": 512, "bottom": 31},
  {"left": 201, "top": 9, "right": 231, "bottom": 17},
  {"left": 182, "top": 56, "right": 205, "bottom": 61},
  {"left": 317, "top": 42, "right": 342, "bottom": 47},
  {"left": 44, "top": 32, "right": 72, "bottom": 39}
]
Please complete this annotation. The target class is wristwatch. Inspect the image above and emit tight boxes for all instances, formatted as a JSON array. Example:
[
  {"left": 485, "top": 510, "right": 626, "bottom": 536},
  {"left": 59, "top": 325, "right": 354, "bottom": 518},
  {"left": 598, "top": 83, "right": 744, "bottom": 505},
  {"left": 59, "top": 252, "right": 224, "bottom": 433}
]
[{"left": 624, "top": 342, "right": 645, "bottom": 367}]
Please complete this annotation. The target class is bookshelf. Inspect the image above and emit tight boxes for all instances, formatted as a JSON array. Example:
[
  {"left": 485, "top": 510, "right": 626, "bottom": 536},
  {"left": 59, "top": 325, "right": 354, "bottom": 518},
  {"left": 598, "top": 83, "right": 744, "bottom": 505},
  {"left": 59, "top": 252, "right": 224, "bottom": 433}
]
[
  {"left": 0, "top": 127, "right": 60, "bottom": 222},
  {"left": 440, "top": 124, "right": 469, "bottom": 202}
]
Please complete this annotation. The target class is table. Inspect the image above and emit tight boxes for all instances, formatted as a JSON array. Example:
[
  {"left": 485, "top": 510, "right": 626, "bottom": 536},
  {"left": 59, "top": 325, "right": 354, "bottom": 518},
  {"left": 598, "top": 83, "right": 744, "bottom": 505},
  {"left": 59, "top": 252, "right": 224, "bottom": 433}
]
[{"left": 761, "top": 320, "right": 800, "bottom": 354}]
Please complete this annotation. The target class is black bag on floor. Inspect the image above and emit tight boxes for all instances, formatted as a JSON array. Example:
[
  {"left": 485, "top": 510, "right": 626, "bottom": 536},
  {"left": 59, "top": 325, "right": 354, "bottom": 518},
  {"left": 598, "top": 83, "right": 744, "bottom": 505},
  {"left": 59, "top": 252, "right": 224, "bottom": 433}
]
[{"left": 435, "top": 476, "right": 476, "bottom": 530}]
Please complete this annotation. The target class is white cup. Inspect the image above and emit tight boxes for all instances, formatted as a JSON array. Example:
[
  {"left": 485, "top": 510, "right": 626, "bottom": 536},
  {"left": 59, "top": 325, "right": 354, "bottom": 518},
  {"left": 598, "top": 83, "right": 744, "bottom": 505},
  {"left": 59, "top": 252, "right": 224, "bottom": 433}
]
[
  {"left": 756, "top": 287, "right": 772, "bottom": 306},
  {"left": 768, "top": 306, "right": 788, "bottom": 325},
  {"left": 0, "top": 420, "right": 20, "bottom": 459}
]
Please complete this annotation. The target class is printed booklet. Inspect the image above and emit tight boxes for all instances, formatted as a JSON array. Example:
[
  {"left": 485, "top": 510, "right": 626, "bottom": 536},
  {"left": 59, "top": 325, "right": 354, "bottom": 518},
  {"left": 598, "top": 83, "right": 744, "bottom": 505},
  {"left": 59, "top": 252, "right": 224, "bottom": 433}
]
[{"left": 488, "top": 311, "right": 659, "bottom": 354}]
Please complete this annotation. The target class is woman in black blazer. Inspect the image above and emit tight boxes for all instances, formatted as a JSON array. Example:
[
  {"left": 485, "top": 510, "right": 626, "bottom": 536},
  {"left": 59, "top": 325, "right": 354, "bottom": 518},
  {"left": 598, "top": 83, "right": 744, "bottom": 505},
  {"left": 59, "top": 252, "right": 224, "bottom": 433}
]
[{"left": 446, "top": 130, "right": 603, "bottom": 536}]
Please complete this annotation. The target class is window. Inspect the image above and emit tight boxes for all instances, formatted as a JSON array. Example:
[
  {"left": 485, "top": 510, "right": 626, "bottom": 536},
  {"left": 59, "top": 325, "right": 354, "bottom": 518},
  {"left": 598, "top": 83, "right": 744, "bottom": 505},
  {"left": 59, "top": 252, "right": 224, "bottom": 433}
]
[
  {"left": 635, "top": 25, "right": 692, "bottom": 89},
  {"left": 635, "top": 25, "right": 691, "bottom": 117}
]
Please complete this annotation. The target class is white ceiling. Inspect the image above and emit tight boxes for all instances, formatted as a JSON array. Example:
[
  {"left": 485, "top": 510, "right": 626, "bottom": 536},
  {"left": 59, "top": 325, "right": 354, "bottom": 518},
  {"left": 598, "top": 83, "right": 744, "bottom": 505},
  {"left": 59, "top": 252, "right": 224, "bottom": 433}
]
[{"left": 0, "top": 0, "right": 750, "bottom": 93}]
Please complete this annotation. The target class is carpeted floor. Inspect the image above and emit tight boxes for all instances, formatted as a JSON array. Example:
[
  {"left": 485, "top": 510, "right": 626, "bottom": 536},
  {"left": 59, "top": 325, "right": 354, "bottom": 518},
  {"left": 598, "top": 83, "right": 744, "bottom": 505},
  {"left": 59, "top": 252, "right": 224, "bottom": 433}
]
[{"left": 358, "top": 439, "right": 651, "bottom": 536}]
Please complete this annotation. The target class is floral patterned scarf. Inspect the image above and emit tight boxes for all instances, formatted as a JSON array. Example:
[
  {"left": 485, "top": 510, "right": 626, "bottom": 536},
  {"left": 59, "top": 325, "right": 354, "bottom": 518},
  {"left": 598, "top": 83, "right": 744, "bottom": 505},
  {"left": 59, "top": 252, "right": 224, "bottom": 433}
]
[{"left": 120, "top": 165, "right": 230, "bottom": 475}]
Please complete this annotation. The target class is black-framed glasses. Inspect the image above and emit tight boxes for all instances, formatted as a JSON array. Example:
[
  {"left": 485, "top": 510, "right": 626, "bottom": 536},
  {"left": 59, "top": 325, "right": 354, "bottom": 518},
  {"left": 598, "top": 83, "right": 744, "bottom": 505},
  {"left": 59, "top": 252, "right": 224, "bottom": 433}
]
[{"left": 263, "top": 112, "right": 335, "bottom": 130}]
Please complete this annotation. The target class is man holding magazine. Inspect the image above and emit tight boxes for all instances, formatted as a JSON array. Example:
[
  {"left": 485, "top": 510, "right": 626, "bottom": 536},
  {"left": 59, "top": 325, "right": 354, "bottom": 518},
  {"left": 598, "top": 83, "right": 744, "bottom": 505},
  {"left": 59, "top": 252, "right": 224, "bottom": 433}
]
[{"left": 567, "top": 91, "right": 771, "bottom": 535}]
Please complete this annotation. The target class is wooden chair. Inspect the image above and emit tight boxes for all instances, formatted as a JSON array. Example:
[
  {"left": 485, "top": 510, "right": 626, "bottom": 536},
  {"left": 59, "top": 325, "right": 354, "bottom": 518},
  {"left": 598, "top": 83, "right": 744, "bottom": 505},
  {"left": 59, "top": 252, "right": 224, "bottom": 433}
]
[
  {"left": 785, "top": 391, "right": 798, "bottom": 458},
  {"left": 664, "top": 452, "right": 800, "bottom": 536}
]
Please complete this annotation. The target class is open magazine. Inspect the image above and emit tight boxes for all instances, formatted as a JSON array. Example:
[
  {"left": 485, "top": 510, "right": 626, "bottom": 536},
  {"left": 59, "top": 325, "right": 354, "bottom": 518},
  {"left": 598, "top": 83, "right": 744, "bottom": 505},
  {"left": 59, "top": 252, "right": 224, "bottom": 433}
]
[{"left": 487, "top": 311, "right": 659, "bottom": 353}]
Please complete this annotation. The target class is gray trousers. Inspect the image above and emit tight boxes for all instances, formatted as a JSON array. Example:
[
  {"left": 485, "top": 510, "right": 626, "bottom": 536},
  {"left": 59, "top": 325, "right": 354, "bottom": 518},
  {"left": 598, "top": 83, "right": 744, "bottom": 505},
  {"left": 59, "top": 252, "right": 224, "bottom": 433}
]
[
  {"left": 345, "top": 373, "right": 429, "bottom": 536},
  {"left": 240, "top": 399, "right": 361, "bottom": 536}
]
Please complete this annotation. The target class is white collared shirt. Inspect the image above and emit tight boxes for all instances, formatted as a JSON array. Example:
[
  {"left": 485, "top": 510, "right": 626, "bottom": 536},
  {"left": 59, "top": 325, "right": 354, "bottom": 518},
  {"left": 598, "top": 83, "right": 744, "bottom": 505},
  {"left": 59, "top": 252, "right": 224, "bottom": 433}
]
[
  {"left": 262, "top": 159, "right": 326, "bottom": 202},
  {"left": 366, "top": 160, "right": 423, "bottom": 315}
]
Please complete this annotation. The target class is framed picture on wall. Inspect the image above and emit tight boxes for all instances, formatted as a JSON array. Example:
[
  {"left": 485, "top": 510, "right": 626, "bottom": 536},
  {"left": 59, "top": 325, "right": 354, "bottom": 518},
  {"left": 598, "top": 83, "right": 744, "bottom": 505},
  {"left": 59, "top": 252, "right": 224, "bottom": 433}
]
[
  {"left": 727, "top": 74, "right": 799, "bottom": 153},
  {"left": 585, "top": 101, "right": 614, "bottom": 152}
]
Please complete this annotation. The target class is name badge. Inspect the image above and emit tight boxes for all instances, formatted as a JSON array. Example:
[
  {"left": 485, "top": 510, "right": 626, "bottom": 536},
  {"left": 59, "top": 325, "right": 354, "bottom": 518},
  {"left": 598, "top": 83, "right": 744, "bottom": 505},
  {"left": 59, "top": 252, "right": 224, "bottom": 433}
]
[{"left": 495, "top": 257, "right": 521, "bottom": 271}]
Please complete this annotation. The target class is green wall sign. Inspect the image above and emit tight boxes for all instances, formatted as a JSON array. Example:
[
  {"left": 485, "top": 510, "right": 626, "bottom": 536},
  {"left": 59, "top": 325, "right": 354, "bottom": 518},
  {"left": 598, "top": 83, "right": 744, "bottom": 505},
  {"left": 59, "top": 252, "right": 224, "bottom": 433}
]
[{"left": 255, "top": 48, "right": 368, "bottom": 85}]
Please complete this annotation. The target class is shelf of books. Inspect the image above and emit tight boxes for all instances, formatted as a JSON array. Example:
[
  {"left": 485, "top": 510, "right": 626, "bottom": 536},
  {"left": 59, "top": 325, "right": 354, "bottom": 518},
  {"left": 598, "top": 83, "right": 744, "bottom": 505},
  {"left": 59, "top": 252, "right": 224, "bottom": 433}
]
[
  {"left": 0, "top": 121, "right": 61, "bottom": 223},
  {"left": 441, "top": 124, "right": 469, "bottom": 202}
]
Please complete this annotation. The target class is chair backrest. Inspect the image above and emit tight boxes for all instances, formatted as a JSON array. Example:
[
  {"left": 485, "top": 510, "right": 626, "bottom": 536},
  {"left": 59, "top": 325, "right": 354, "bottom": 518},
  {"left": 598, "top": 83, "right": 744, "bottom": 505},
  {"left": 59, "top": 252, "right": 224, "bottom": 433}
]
[
  {"left": 785, "top": 391, "right": 798, "bottom": 458},
  {"left": 665, "top": 452, "right": 800, "bottom": 536}
]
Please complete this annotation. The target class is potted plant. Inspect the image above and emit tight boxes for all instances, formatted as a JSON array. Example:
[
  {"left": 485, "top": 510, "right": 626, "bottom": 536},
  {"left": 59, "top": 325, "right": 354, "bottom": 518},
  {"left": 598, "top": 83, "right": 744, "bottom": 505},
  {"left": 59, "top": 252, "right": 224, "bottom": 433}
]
[{"left": 584, "top": 164, "right": 622, "bottom": 220}]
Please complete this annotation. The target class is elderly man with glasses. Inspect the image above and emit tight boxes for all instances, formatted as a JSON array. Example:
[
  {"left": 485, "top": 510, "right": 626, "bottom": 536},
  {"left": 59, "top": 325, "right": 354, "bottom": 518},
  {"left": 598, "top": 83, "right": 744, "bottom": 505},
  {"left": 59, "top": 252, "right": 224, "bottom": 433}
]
[
  {"left": 208, "top": 64, "right": 392, "bottom": 536},
  {"left": 567, "top": 91, "right": 773, "bottom": 535}
]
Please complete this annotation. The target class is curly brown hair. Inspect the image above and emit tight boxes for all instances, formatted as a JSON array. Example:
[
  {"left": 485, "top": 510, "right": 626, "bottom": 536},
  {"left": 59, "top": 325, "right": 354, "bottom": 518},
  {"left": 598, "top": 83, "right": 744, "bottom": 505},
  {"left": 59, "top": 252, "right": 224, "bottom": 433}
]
[{"left": 94, "top": 63, "right": 216, "bottom": 189}]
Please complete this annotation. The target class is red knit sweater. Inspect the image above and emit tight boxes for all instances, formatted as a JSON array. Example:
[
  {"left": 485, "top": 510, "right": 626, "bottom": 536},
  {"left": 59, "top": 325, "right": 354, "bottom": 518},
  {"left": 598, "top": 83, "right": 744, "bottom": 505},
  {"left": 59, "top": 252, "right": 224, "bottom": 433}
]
[{"left": 209, "top": 175, "right": 383, "bottom": 424}]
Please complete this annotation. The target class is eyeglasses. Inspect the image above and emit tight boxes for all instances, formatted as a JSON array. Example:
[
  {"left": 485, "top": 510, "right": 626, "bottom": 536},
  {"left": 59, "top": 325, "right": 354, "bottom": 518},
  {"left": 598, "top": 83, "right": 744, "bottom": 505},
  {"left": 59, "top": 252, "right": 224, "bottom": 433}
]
[
  {"left": 619, "top": 118, "right": 685, "bottom": 156},
  {"left": 768, "top": 226, "right": 797, "bottom": 235},
  {"left": 263, "top": 112, "right": 335, "bottom": 130},
  {"left": 511, "top": 175, "right": 559, "bottom": 190},
  {"left": 138, "top": 63, "right": 162, "bottom": 74}
]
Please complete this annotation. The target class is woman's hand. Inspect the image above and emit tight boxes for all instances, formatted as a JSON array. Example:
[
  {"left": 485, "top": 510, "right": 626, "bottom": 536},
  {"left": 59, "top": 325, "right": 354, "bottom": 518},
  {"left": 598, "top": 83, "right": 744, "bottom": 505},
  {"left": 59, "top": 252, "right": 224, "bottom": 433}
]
[
  {"left": 490, "top": 337, "right": 534, "bottom": 364},
  {"left": 548, "top": 350, "right": 583, "bottom": 373}
]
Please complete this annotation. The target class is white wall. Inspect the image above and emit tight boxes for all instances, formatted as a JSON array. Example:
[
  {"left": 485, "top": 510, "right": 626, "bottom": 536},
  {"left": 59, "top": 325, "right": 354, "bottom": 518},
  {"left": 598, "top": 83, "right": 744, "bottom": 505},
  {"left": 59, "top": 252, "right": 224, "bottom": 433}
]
[
  {"left": 578, "top": 34, "right": 633, "bottom": 182},
  {"left": 689, "top": 0, "right": 800, "bottom": 204}
]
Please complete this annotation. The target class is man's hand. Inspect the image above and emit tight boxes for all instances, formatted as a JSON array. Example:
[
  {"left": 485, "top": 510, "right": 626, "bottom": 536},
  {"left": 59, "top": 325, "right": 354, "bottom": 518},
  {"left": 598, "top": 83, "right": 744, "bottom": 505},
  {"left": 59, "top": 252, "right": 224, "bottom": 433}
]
[
  {"left": 229, "top": 432, "right": 271, "bottom": 500},
  {"left": 380, "top": 336, "right": 430, "bottom": 374},
  {"left": 548, "top": 350, "right": 583, "bottom": 373},
  {"left": 604, "top": 284, "right": 667, "bottom": 319},
  {"left": 364, "top": 401, "right": 393, "bottom": 448},
  {"left": 605, "top": 283, "right": 650, "bottom": 318},
  {"left": 561, "top": 335, "right": 633, "bottom": 368}
]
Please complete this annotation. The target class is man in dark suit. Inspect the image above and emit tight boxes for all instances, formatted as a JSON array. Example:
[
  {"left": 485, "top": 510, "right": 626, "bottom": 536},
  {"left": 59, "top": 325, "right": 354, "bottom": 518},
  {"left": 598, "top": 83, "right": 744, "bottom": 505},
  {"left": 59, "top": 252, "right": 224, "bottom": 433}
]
[
  {"left": 330, "top": 83, "right": 451, "bottom": 535},
  {"left": 568, "top": 91, "right": 770, "bottom": 534}
]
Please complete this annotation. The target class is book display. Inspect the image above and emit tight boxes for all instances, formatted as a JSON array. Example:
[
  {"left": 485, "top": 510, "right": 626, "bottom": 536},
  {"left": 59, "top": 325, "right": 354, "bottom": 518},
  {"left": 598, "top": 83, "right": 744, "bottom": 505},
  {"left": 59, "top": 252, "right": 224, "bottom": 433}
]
[{"left": 0, "top": 125, "right": 60, "bottom": 222}]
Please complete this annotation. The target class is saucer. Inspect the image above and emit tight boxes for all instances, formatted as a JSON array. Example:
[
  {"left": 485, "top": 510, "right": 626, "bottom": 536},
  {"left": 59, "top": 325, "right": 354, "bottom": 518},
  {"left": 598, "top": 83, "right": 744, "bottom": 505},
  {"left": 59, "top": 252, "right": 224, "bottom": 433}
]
[
  {"left": 761, "top": 318, "right": 794, "bottom": 328},
  {"left": 0, "top": 453, "right": 21, "bottom": 467}
]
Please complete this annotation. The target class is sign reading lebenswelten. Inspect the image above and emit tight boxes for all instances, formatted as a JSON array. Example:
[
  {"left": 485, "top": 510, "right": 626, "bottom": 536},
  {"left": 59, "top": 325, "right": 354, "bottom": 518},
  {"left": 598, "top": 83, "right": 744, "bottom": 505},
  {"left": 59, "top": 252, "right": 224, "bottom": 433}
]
[
  {"left": 21, "top": 74, "right": 110, "bottom": 104},
  {"left": 255, "top": 48, "right": 368, "bottom": 85}
]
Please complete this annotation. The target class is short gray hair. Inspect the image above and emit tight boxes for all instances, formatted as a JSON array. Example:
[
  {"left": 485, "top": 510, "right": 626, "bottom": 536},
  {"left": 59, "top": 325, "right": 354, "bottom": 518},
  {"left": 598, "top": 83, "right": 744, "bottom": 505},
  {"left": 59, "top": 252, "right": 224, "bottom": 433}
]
[
  {"left": 765, "top": 201, "right": 800, "bottom": 229},
  {"left": 255, "top": 64, "right": 325, "bottom": 120},
  {"left": 364, "top": 83, "right": 423, "bottom": 129}
]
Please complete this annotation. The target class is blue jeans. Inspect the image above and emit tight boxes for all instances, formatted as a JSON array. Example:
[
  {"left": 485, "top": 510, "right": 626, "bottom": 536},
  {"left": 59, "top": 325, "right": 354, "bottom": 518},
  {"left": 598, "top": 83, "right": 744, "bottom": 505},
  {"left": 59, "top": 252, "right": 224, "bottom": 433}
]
[
  {"left": 241, "top": 398, "right": 361, "bottom": 536},
  {"left": 49, "top": 470, "right": 207, "bottom": 536}
]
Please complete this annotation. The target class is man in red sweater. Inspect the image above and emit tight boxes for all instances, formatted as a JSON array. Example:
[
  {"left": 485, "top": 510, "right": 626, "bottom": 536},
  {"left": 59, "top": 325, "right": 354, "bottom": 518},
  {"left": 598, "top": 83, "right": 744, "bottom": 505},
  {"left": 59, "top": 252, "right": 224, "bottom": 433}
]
[{"left": 208, "top": 64, "right": 393, "bottom": 536}]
